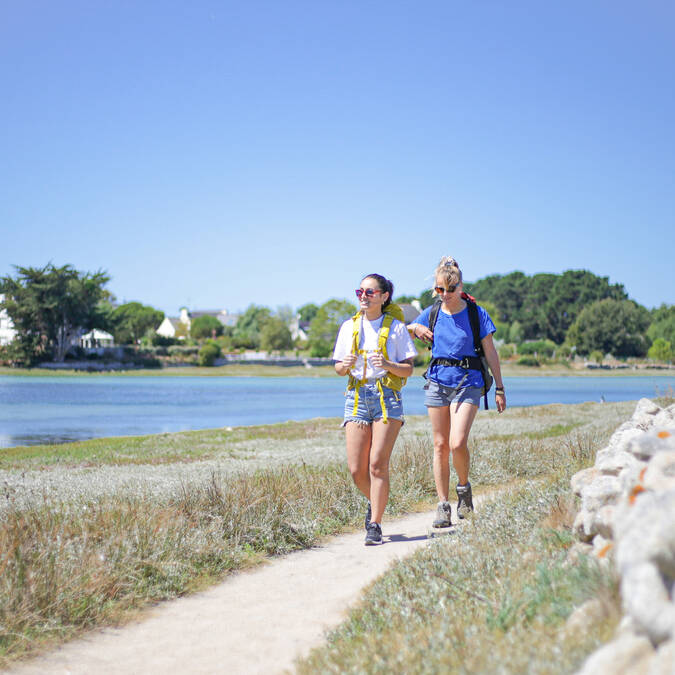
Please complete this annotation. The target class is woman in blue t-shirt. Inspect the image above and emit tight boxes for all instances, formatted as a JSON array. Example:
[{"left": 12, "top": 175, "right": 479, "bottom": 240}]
[{"left": 408, "top": 257, "right": 506, "bottom": 530}]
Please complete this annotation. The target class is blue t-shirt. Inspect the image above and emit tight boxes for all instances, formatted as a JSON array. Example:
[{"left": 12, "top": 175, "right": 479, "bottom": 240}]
[{"left": 417, "top": 303, "right": 496, "bottom": 388}]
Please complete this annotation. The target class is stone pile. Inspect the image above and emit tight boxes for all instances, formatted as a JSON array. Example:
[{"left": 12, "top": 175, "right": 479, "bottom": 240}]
[{"left": 569, "top": 398, "right": 675, "bottom": 674}]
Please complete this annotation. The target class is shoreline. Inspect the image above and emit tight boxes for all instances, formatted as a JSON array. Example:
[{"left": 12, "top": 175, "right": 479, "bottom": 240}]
[{"left": 1, "top": 363, "right": 673, "bottom": 378}]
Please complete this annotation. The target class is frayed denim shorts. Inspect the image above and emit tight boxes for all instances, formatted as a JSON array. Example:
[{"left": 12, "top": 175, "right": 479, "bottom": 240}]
[
  {"left": 343, "top": 383, "right": 404, "bottom": 426},
  {"left": 424, "top": 379, "right": 482, "bottom": 408}
]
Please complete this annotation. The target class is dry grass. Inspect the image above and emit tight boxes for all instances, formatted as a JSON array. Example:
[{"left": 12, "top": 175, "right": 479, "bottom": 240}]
[
  {"left": 0, "top": 400, "right": 633, "bottom": 668},
  {"left": 297, "top": 478, "right": 621, "bottom": 675}
]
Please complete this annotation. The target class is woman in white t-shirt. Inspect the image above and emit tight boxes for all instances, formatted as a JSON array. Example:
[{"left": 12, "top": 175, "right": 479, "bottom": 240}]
[{"left": 333, "top": 274, "right": 417, "bottom": 545}]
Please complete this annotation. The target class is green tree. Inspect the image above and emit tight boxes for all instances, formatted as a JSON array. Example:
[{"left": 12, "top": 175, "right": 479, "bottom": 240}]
[
  {"left": 567, "top": 298, "right": 651, "bottom": 357},
  {"left": 297, "top": 303, "right": 319, "bottom": 324},
  {"left": 190, "top": 315, "right": 224, "bottom": 340},
  {"left": 543, "top": 270, "right": 627, "bottom": 344},
  {"left": 479, "top": 300, "right": 508, "bottom": 341},
  {"left": 260, "top": 316, "right": 293, "bottom": 352},
  {"left": 647, "top": 338, "right": 673, "bottom": 363},
  {"left": 307, "top": 299, "right": 356, "bottom": 357},
  {"left": 419, "top": 289, "right": 434, "bottom": 309},
  {"left": 0, "top": 263, "right": 110, "bottom": 364},
  {"left": 647, "top": 304, "right": 675, "bottom": 346},
  {"left": 111, "top": 302, "right": 164, "bottom": 344},
  {"left": 466, "top": 269, "right": 628, "bottom": 343},
  {"left": 508, "top": 321, "right": 524, "bottom": 345},
  {"left": 233, "top": 304, "right": 272, "bottom": 349}
]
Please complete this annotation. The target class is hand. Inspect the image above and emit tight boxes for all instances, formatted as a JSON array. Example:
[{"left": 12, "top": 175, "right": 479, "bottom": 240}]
[
  {"left": 341, "top": 354, "right": 357, "bottom": 369},
  {"left": 369, "top": 351, "right": 388, "bottom": 370},
  {"left": 495, "top": 391, "right": 506, "bottom": 413},
  {"left": 413, "top": 325, "right": 433, "bottom": 344}
]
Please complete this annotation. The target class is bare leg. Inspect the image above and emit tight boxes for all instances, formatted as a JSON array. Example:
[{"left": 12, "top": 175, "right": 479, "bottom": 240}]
[
  {"left": 428, "top": 406, "right": 451, "bottom": 501},
  {"left": 368, "top": 418, "right": 403, "bottom": 524},
  {"left": 448, "top": 401, "right": 479, "bottom": 485},
  {"left": 345, "top": 422, "right": 372, "bottom": 499}
]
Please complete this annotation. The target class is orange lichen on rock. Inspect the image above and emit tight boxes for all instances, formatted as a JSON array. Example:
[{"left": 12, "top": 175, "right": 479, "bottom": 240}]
[
  {"left": 629, "top": 484, "right": 646, "bottom": 505},
  {"left": 597, "top": 542, "right": 613, "bottom": 558},
  {"left": 657, "top": 430, "right": 671, "bottom": 439}
]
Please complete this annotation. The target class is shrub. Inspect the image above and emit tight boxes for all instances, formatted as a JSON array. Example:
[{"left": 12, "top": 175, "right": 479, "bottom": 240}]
[
  {"left": 498, "top": 344, "right": 515, "bottom": 360},
  {"left": 198, "top": 341, "right": 221, "bottom": 367},
  {"left": 590, "top": 350, "right": 604, "bottom": 365},
  {"left": 519, "top": 339, "right": 557, "bottom": 357},
  {"left": 648, "top": 337, "right": 673, "bottom": 363},
  {"left": 517, "top": 356, "right": 540, "bottom": 367}
]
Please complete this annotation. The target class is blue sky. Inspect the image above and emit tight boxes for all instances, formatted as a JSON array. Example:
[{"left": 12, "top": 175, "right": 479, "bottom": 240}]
[{"left": 1, "top": 1, "right": 673, "bottom": 317}]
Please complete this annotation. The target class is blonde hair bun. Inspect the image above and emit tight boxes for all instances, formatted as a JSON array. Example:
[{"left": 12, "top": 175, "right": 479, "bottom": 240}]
[{"left": 439, "top": 256, "right": 459, "bottom": 268}]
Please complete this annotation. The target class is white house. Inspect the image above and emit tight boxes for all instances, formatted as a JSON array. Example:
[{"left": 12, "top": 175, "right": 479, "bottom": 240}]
[
  {"left": 0, "top": 294, "right": 17, "bottom": 346},
  {"left": 80, "top": 329, "right": 115, "bottom": 348},
  {"left": 156, "top": 307, "right": 240, "bottom": 338}
]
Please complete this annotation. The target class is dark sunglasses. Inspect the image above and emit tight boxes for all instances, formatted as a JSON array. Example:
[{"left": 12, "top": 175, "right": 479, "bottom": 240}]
[
  {"left": 434, "top": 285, "right": 457, "bottom": 295},
  {"left": 355, "top": 288, "right": 383, "bottom": 299}
]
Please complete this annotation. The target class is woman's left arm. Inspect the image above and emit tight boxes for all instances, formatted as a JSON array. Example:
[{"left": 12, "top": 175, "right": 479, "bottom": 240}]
[{"left": 481, "top": 333, "right": 506, "bottom": 413}]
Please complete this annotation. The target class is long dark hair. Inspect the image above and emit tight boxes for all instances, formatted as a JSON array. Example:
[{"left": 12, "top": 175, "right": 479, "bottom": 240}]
[{"left": 363, "top": 274, "right": 394, "bottom": 309}]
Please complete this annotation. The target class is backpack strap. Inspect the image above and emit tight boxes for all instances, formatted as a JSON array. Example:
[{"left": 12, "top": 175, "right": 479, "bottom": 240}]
[{"left": 347, "top": 312, "right": 400, "bottom": 424}]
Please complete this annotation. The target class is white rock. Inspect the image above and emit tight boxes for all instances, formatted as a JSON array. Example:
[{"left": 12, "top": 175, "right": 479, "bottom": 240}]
[
  {"left": 576, "top": 633, "right": 654, "bottom": 675},
  {"left": 628, "top": 428, "right": 675, "bottom": 461},
  {"left": 620, "top": 562, "right": 675, "bottom": 645},
  {"left": 572, "top": 467, "right": 600, "bottom": 497},
  {"left": 648, "top": 640, "right": 675, "bottom": 675},
  {"left": 644, "top": 451, "right": 675, "bottom": 494}
]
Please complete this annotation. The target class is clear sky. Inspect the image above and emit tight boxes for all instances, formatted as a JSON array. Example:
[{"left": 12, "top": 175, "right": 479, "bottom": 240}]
[{"left": 1, "top": 1, "right": 673, "bottom": 318}]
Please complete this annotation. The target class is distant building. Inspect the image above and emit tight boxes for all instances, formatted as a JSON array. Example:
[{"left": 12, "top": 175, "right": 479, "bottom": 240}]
[
  {"left": 399, "top": 301, "right": 421, "bottom": 324},
  {"left": 156, "top": 307, "right": 240, "bottom": 338},
  {"left": 289, "top": 314, "right": 309, "bottom": 341},
  {"left": 80, "top": 329, "right": 115, "bottom": 349},
  {"left": 0, "top": 295, "right": 17, "bottom": 346}
]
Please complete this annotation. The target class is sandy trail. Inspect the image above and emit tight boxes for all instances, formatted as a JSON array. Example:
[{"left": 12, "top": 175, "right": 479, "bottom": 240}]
[{"left": 5, "top": 505, "right": 461, "bottom": 675}]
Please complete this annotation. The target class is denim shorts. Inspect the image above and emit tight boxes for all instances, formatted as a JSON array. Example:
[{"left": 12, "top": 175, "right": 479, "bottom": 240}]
[
  {"left": 343, "top": 383, "right": 404, "bottom": 426},
  {"left": 424, "top": 379, "right": 482, "bottom": 408}
]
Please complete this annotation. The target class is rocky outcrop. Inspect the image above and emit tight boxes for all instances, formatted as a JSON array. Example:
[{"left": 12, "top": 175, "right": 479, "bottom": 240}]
[{"left": 571, "top": 398, "right": 675, "bottom": 675}]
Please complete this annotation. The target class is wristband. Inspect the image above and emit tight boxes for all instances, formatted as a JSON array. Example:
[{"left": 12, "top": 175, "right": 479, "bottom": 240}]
[{"left": 495, "top": 387, "right": 505, "bottom": 394}]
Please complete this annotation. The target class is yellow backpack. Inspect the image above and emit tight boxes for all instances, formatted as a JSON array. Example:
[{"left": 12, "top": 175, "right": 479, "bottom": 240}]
[{"left": 346, "top": 303, "right": 408, "bottom": 423}]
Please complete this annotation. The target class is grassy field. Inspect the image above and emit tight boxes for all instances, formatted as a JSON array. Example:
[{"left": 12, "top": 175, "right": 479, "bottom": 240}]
[{"left": 0, "top": 398, "right": 657, "bottom": 670}]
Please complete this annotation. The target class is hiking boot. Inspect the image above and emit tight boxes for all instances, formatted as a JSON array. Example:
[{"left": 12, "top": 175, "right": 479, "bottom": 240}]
[
  {"left": 365, "top": 501, "right": 372, "bottom": 530},
  {"left": 432, "top": 501, "right": 452, "bottom": 528},
  {"left": 365, "top": 522, "right": 383, "bottom": 545},
  {"left": 456, "top": 482, "right": 474, "bottom": 519}
]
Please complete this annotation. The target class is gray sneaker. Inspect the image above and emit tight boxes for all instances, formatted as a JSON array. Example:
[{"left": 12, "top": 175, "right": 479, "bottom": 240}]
[
  {"left": 432, "top": 501, "right": 452, "bottom": 528},
  {"left": 456, "top": 482, "right": 474, "bottom": 519},
  {"left": 365, "top": 522, "right": 382, "bottom": 545}
]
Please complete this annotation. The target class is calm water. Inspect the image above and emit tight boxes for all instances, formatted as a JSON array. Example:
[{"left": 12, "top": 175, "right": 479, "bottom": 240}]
[{"left": 0, "top": 374, "right": 672, "bottom": 448}]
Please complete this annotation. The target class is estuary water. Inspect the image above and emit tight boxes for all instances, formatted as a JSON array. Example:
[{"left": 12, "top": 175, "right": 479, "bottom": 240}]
[{"left": 0, "top": 374, "right": 672, "bottom": 448}]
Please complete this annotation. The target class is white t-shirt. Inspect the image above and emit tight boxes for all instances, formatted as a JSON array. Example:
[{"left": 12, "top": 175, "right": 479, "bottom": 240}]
[{"left": 333, "top": 314, "right": 417, "bottom": 381}]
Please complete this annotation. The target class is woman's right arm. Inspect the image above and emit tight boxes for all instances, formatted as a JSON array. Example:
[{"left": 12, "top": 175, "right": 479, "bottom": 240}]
[{"left": 335, "top": 354, "right": 357, "bottom": 376}]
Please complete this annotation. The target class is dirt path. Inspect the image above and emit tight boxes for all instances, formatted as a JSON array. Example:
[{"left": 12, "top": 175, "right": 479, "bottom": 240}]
[{"left": 6, "top": 505, "right": 460, "bottom": 675}]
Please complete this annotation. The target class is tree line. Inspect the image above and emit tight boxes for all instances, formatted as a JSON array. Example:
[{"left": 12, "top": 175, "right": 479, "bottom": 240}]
[{"left": 1, "top": 263, "right": 673, "bottom": 366}]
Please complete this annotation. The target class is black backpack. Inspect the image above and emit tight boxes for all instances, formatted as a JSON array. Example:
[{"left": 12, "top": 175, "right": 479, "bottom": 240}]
[{"left": 424, "top": 296, "right": 494, "bottom": 410}]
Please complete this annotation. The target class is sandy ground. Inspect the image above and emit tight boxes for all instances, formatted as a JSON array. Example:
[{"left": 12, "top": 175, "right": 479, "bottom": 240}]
[{"left": 5, "top": 504, "right": 464, "bottom": 675}]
